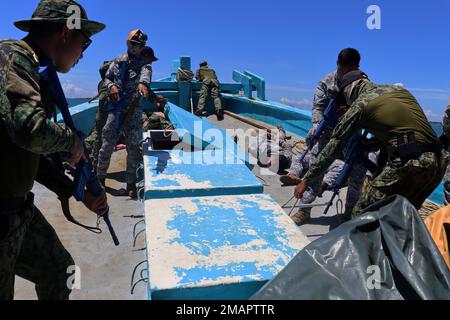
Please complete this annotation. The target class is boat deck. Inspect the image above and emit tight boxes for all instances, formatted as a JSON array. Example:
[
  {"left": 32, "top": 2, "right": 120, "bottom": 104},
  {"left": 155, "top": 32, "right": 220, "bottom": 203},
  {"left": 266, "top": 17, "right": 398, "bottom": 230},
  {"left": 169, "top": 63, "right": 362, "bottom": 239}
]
[
  {"left": 12, "top": 113, "right": 369, "bottom": 300},
  {"left": 15, "top": 151, "right": 148, "bottom": 300},
  {"left": 207, "top": 113, "right": 342, "bottom": 241}
]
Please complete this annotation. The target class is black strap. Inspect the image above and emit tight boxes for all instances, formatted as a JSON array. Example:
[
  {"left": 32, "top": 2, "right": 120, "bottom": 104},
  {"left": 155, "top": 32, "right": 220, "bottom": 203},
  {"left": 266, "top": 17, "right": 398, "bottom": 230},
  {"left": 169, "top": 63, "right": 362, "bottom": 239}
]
[
  {"left": 397, "top": 133, "right": 405, "bottom": 147},
  {"left": 363, "top": 158, "right": 379, "bottom": 176},
  {"left": 393, "top": 142, "right": 442, "bottom": 160},
  {"left": 59, "top": 198, "right": 102, "bottom": 234},
  {"left": 407, "top": 131, "right": 416, "bottom": 144}
]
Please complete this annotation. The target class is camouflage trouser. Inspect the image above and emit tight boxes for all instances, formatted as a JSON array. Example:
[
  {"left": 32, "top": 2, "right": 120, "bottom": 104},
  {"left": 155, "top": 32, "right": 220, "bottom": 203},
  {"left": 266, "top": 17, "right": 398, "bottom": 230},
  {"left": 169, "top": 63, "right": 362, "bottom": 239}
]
[
  {"left": 288, "top": 147, "right": 345, "bottom": 187},
  {"left": 289, "top": 137, "right": 366, "bottom": 216},
  {"left": 85, "top": 102, "right": 108, "bottom": 170},
  {"left": 322, "top": 159, "right": 346, "bottom": 186},
  {"left": 197, "top": 83, "right": 222, "bottom": 113},
  {"left": 97, "top": 106, "right": 143, "bottom": 184},
  {"left": 352, "top": 151, "right": 447, "bottom": 218},
  {"left": 0, "top": 194, "right": 74, "bottom": 300}
]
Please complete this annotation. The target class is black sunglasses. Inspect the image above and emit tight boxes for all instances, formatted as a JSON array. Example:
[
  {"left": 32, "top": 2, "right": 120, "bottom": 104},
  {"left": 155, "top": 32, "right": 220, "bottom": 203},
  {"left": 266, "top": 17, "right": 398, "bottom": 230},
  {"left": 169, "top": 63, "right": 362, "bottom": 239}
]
[
  {"left": 78, "top": 30, "right": 92, "bottom": 52},
  {"left": 130, "top": 41, "right": 144, "bottom": 49}
]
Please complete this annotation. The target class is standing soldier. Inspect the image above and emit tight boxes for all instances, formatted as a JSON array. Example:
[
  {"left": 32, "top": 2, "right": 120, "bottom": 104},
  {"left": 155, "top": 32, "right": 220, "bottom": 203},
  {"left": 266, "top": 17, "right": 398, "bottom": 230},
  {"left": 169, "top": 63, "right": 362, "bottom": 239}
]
[
  {"left": 295, "top": 70, "right": 449, "bottom": 218},
  {"left": 283, "top": 48, "right": 367, "bottom": 225},
  {"left": 97, "top": 29, "right": 152, "bottom": 199},
  {"left": 0, "top": 0, "right": 107, "bottom": 300},
  {"left": 85, "top": 60, "right": 113, "bottom": 171},
  {"left": 194, "top": 61, "right": 224, "bottom": 121}
]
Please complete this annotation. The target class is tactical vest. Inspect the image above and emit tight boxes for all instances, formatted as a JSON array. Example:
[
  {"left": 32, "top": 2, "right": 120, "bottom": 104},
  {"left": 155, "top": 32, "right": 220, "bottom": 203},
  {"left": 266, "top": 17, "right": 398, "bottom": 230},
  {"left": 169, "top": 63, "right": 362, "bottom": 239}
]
[{"left": 197, "top": 67, "right": 217, "bottom": 81}]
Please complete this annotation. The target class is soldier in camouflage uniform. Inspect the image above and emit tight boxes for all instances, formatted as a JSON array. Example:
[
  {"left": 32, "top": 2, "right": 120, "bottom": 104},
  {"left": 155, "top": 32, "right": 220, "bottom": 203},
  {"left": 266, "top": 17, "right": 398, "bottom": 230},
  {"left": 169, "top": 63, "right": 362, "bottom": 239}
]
[
  {"left": 296, "top": 70, "right": 448, "bottom": 218},
  {"left": 441, "top": 100, "right": 450, "bottom": 205},
  {"left": 195, "top": 61, "right": 224, "bottom": 121},
  {"left": 97, "top": 29, "right": 153, "bottom": 198},
  {"left": 87, "top": 48, "right": 166, "bottom": 163},
  {"left": 0, "top": 0, "right": 107, "bottom": 300},
  {"left": 84, "top": 60, "right": 113, "bottom": 171},
  {"left": 283, "top": 49, "right": 367, "bottom": 225}
]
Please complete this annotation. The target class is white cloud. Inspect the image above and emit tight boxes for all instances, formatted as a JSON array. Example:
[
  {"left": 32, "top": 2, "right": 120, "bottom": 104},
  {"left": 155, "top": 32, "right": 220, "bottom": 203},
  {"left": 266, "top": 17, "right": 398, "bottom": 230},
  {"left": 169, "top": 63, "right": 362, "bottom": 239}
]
[
  {"left": 405, "top": 87, "right": 450, "bottom": 101},
  {"left": 267, "top": 84, "right": 315, "bottom": 94},
  {"left": 423, "top": 108, "right": 443, "bottom": 122},
  {"left": 280, "top": 97, "right": 312, "bottom": 109},
  {"left": 62, "top": 81, "right": 96, "bottom": 98}
]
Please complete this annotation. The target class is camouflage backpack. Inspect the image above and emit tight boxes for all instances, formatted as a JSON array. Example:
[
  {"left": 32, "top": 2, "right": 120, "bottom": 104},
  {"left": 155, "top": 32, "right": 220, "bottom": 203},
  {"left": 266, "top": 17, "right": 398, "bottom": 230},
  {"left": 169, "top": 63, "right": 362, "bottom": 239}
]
[
  {"left": 176, "top": 68, "right": 194, "bottom": 82},
  {"left": 99, "top": 60, "right": 113, "bottom": 80}
]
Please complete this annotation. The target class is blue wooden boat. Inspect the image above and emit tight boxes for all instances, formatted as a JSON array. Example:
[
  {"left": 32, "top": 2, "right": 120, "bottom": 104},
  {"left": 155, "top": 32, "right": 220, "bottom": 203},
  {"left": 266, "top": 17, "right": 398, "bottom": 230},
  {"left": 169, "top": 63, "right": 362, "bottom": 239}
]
[{"left": 20, "top": 55, "right": 441, "bottom": 300}]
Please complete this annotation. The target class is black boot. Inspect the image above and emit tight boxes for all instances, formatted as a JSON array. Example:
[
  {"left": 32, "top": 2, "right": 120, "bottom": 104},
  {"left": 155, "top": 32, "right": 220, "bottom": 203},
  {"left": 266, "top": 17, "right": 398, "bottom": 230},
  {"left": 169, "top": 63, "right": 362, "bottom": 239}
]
[
  {"left": 216, "top": 110, "right": 224, "bottom": 121},
  {"left": 194, "top": 110, "right": 205, "bottom": 117},
  {"left": 127, "top": 183, "right": 138, "bottom": 199}
]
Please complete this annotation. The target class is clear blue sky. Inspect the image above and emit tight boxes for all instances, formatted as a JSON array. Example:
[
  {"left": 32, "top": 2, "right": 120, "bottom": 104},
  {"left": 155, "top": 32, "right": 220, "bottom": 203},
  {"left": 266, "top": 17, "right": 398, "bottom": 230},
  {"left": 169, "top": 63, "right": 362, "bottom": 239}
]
[{"left": 1, "top": 0, "right": 449, "bottom": 121}]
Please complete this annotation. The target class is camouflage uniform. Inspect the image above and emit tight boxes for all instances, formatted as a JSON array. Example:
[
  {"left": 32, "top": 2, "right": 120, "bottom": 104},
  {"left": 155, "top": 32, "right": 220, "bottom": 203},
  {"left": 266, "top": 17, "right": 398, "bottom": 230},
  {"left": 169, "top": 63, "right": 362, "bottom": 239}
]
[
  {"left": 303, "top": 79, "right": 448, "bottom": 218},
  {"left": 442, "top": 103, "right": 450, "bottom": 205},
  {"left": 0, "top": 41, "right": 79, "bottom": 300},
  {"left": 0, "top": 0, "right": 105, "bottom": 300},
  {"left": 84, "top": 61, "right": 112, "bottom": 170},
  {"left": 195, "top": 64, "right": 223, "bottom": 114},
  {"left": 289, "top": 72, "right": 366, "bottom": 216},
  {"left": 97, "top": 53, "right": 152, "bottom": 184}
]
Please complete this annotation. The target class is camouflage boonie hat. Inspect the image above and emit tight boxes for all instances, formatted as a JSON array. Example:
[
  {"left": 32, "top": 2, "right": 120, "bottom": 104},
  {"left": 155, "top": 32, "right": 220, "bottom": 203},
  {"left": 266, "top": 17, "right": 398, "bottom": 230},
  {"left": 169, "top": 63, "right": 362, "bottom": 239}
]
[
  {"left": 199, "top": 61, "right": 208, "bottom": 67},
  {"left": 14, "top": 0, "right": 105, "bottom": 37}
]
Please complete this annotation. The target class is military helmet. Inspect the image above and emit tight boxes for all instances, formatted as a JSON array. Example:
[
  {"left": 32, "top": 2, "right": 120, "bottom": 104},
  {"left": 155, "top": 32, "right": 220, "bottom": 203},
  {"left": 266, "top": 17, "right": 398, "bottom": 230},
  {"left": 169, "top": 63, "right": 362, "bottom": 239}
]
[
  {"left": 142, "top": 46, "right": 158, "bottom": 62},
  {"left": 127, "top": 29, "right": 148, "bottom": 45},
  {"left": 14, "top": 0, "right": 105, "bottom": 37},
  {"left": 199, "top": 61, "right": 208, "bottom": 67}
]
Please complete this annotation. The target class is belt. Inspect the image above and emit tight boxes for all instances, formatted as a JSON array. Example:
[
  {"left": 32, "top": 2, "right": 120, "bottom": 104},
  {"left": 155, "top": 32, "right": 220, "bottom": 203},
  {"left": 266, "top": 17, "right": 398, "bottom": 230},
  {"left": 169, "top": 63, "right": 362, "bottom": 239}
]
[{"left": 391, "top": 142, "right": 442, "bottom": 163}]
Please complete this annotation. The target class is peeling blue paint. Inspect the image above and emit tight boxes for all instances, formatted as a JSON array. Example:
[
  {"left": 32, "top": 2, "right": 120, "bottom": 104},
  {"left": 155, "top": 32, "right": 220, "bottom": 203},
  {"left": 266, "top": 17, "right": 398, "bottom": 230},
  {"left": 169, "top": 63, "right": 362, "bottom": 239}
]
[
  {"left": 173, "top": 262, "right": 276, "bottom": 287},
  {"left": 144, "top": 150, "right": 263, "bottom": 199},
  {"left": 146, "top": 194, "right": 310, "bottom": 300},
  {"left": 166, "top": 197, "right": 300, "bottom": 257}
]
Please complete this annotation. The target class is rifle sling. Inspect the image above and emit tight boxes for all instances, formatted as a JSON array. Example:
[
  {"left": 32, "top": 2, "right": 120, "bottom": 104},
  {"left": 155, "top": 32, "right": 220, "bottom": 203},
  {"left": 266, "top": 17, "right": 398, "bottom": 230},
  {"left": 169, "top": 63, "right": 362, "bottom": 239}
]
[{"left": 59, "top": 198, "right": 102, "bottom": 234}]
